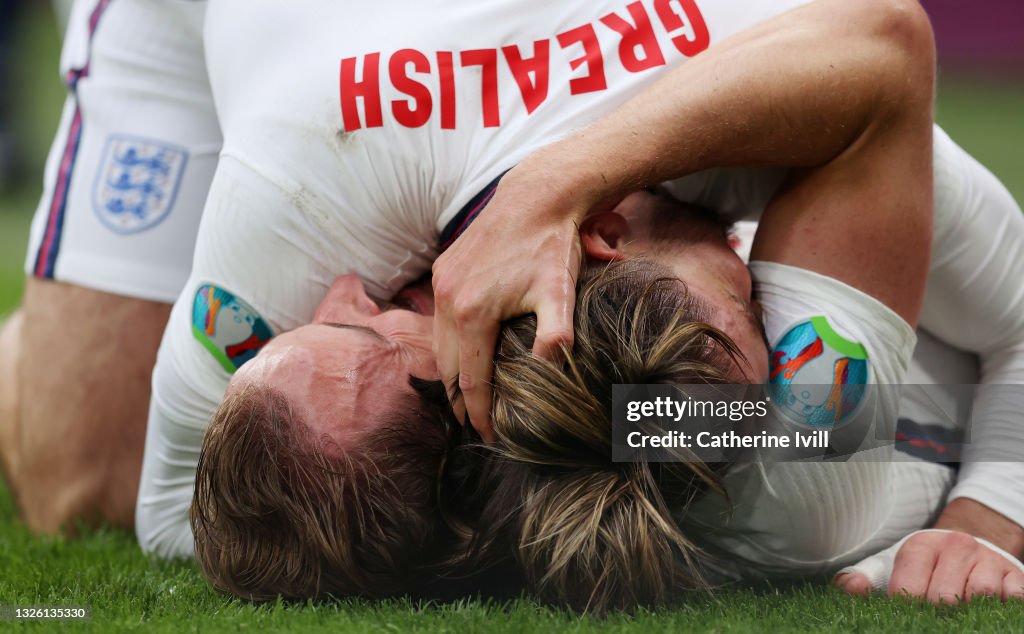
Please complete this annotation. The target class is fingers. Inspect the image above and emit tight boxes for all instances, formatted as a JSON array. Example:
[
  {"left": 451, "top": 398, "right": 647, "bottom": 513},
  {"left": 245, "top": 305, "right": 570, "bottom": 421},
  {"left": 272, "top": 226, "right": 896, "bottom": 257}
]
[
  {"left": 839, "top": 530, "right": 1024, "bottom": 606},
  {"left": 833, "top": 572, "right": 872, "bottom": 597},
  {"left": 430, "top": 179, "right": 585, "bottom": 443},
  {"left": 1002, "top": 568, "right": 1024, "bottom": 602},
  {"left": 965, "top": 553, "right": 1006, "bottom": 602},
  {"left": 431, "top": 270, "right": 499, "bottom": 442},
  {"left": 531, "top": 224, "right": 582, "bottom": 361},
  {"left": 888, "top": 533, "right": 940, "bottom": 600},
  {"left": 925, "top": 532, "right": 977, "bottom": 605},
  {"left": 457, "top": 318, "right": 499, "bottom": 443},
  {"left": 530, "top": 281, "right": 576, "bottom": 362},
  {"left": 432, "top": 288, "right": 465, "bottom": 422}
]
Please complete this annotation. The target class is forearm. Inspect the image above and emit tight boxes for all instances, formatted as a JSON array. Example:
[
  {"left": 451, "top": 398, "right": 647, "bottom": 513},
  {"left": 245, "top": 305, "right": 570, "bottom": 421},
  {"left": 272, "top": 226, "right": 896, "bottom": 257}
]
[
  {"left": 136, "top": 297, "right": 229, "bottom": 558},
  {"left": 921, "top": 129, "right": 1024, "bottom": 554},
  {"left": 946, "top": 356, "right": 1024, "bottom": 553},
  {"left": 525, "top": 0, "right": 935, "bottom": 212},
  {"left": 949, "top": 354, "right": 1024, "bottom": 545},
  {"left": 137, "top": 395, "right": 202, "bottom": 558},
  {"left": 934, "top": 498, "right": 1024, "bottom": 560}
]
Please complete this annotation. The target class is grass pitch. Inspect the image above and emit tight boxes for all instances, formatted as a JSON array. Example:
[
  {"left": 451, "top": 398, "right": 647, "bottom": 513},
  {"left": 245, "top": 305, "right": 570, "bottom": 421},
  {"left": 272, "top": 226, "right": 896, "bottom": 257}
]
[
  {"left": 2, "top": 483, "right": 1024, "bottom": 633},
  {"left": 4, "top": 165, "right": 1024, "bottom": 633},
  {"left": 2, "top": 5, "right": 1024, "bottom": 632}
]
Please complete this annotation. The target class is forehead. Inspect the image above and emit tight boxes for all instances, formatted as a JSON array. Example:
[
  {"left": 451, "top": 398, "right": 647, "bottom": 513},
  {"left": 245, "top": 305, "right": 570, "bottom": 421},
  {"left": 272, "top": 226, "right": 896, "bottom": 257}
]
[
  {"left": 237, "top": 323, "right": 413, "bottom": 446},
  {"left": 235, "top": 323, "right": 400, "bottom": 384}
]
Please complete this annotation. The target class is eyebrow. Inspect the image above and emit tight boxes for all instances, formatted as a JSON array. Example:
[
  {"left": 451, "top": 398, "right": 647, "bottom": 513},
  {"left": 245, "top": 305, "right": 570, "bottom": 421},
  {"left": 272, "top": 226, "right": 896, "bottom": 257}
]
[{"left": 320, "top": 322, "right": 388, "bottom": 343}]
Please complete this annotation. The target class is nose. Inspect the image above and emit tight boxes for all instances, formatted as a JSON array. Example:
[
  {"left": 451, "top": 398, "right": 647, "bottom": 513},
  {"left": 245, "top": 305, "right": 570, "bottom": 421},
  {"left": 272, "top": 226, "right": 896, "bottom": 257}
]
[{"left": 311, "top": 274, "right": 382, "bottom": 325}]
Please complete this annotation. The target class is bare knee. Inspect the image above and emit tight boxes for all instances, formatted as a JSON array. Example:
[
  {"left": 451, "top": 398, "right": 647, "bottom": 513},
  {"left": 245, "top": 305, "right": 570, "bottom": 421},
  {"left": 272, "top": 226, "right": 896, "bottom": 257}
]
[{"left": 14, "top": 278, "right": 172, "bottom": 533}]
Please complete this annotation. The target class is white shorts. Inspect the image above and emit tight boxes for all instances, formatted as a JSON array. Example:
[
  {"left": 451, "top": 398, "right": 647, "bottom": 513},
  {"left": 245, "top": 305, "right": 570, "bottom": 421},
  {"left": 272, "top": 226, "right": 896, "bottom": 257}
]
[{"left": 25, "top": 0, "right": 220, "bottom": 303}]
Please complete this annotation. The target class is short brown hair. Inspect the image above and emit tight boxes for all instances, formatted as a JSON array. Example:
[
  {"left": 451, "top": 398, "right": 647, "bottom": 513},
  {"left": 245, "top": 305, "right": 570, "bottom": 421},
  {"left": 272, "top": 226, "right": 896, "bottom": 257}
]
[
  {"left": 191, "top": 380, "right": 452, "bottom": 601},
  {"left": 443, "top": 259, "right": 744, "bottom": 613}
]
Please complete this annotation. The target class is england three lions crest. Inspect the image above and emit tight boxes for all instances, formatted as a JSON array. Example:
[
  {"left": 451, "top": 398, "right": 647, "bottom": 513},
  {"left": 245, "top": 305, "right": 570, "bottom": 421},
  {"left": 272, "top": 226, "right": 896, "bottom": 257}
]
[{"left": 93, "top": 135, "right": 188, "bottom": 234}]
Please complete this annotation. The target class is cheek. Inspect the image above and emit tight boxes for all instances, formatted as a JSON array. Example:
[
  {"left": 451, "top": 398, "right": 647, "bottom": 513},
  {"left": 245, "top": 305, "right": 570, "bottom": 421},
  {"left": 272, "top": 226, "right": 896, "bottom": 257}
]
[
  {"left": 375, "top": 317, "right": 438, "bottom": 379},
  {"left": 737, "top": 333, "right": 769, "bottom": 382},
  {"left": 408, "top": 350, "right": 440, "bottom": 381},
  {"left": 391, "top": 333, "right": 439, "bottom": 380},
  {"left": 749, "top": 342, "right": 770, "bottom": 382},
  {"left": 717, "top": 314, "right": 767, "bottom": 382}
]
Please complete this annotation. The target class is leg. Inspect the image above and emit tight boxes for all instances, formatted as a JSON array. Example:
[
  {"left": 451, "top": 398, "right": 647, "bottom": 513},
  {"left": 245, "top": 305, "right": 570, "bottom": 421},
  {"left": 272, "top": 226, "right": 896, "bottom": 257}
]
[
  {"left": 0, "top": 309, "right": 24, "bottom": 490},
  {"left": 12, "top": 278, "right": 170, "bottom": 532},
  {"left": 7, "top": 0, "right": 218, "bottom": 532}
]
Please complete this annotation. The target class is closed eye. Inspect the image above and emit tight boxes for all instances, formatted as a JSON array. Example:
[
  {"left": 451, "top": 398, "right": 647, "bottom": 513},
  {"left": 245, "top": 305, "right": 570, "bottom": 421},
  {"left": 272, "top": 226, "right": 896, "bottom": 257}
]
[{"left": 320, "top": 322, "right": 388, "bottom": 343}]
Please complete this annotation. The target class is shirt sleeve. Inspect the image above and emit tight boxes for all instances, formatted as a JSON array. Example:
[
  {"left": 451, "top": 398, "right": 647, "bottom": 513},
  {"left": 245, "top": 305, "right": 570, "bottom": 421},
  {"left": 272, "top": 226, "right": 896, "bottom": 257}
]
[
  {"left": 751, "top": 261, "right": 917, "bottom": 387},
  {"left": 135, "top": 275, "right": 282, "bottom": 557},
  {"left": 688, "top": 263, "right": 917, "bottom": 576},
  {"left": 135, "top": 289, "right": 230, "bottom": 557},
  {"left": 134, "top": 159, "right": 327, "bottom": 557},
  {"left": 923, "top": 127, "right": 1024, "bottom": 528}
]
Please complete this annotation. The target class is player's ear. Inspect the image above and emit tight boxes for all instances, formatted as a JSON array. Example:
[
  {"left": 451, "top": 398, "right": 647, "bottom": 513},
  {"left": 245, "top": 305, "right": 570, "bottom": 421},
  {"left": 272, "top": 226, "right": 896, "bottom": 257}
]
[{"left": 580, "top": 211, "right": 630, "bottom": 262}]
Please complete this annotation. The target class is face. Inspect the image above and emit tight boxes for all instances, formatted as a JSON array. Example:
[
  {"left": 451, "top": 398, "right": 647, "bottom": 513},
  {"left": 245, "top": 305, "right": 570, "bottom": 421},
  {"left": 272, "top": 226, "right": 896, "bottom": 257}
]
[
  {"left": 609, "top": 191, "right": 769, "bottom": 382},
  {"left": 227, "top": 275, "right": 437, "bottom": 449},
  {"left": 229, "top": 189, "right": 766, "bottom": 451}
]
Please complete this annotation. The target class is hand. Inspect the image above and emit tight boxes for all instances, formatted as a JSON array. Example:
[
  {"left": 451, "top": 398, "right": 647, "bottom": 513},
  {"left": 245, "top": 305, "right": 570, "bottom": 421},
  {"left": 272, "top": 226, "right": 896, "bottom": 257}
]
[
  {"left": 431, "top": 152, "right": 604, "bottom": 441},
  {"left": 834, "top": 529, "right": 1024, "bottom": 605}
]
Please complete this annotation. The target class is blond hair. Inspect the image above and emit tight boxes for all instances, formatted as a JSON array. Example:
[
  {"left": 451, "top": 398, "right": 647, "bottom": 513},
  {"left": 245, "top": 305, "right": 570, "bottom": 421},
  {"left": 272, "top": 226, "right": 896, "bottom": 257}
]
[{"left": 443, "top": 259, "right": 743, "bottom": 613}]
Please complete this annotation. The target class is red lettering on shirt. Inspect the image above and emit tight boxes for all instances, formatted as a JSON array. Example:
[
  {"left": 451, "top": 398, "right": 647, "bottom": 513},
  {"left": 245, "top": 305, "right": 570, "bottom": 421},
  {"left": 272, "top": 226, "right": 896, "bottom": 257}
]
[
  {"left": 437, "top": 51, "right": 457, "bottom": 129},
  {"left": 340, "top": 53, "right": 383, "bottom": 130},
  {"left": 653, "top": 0, "right": 710, "bottom": 57},
  {"left": 601, "top": 1, "right": 666, "bottom": 72},
  {"left": 460, "top": 48, "right": 501, "bottom": 127},
  {"left": 556, "top": 24, "right": 608, "bottom": 95},
  {"left": 502, "top": 40, "right": 551, "bottom": 115},
  {"left": 390, "top": 49, "right": 433, "bottom": 128},
  {"left": 338, "top": 0, "right": 714, "bottom": 129}
]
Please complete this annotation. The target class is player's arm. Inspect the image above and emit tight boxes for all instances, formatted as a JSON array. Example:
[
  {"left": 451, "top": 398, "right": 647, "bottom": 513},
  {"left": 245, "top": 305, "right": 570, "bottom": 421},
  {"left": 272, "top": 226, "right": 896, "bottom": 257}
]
[
  {"left": 135, "top": 288, "right": 233, "bottom": 557},
  {"left": 2, "top": 0, "right": 218, "bottom": 535},
  {"left": 836, "top": 129, "right": 1024, "bottom": 604},
  {"left": 135, "top": 155, "right": 325, "bottom": 556},
  {"left": 433, "top": 0, "right": 937, "bottom": 437},
  {"left": 920, "top": 129, "right": 1024, "bottom": 556},
  {"left": 136, "top": 260, "right": 282, "bottom": 557}
]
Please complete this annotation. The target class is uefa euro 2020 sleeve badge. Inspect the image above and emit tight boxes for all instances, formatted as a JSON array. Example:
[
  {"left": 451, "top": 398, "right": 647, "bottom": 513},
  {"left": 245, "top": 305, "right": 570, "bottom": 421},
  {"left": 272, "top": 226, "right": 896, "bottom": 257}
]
[
  {"left": 767, "top": 316, "right": 869, "bottom": 429},
  {"left": 191, "top": 285, "right": 274, "bottom": 374}
]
